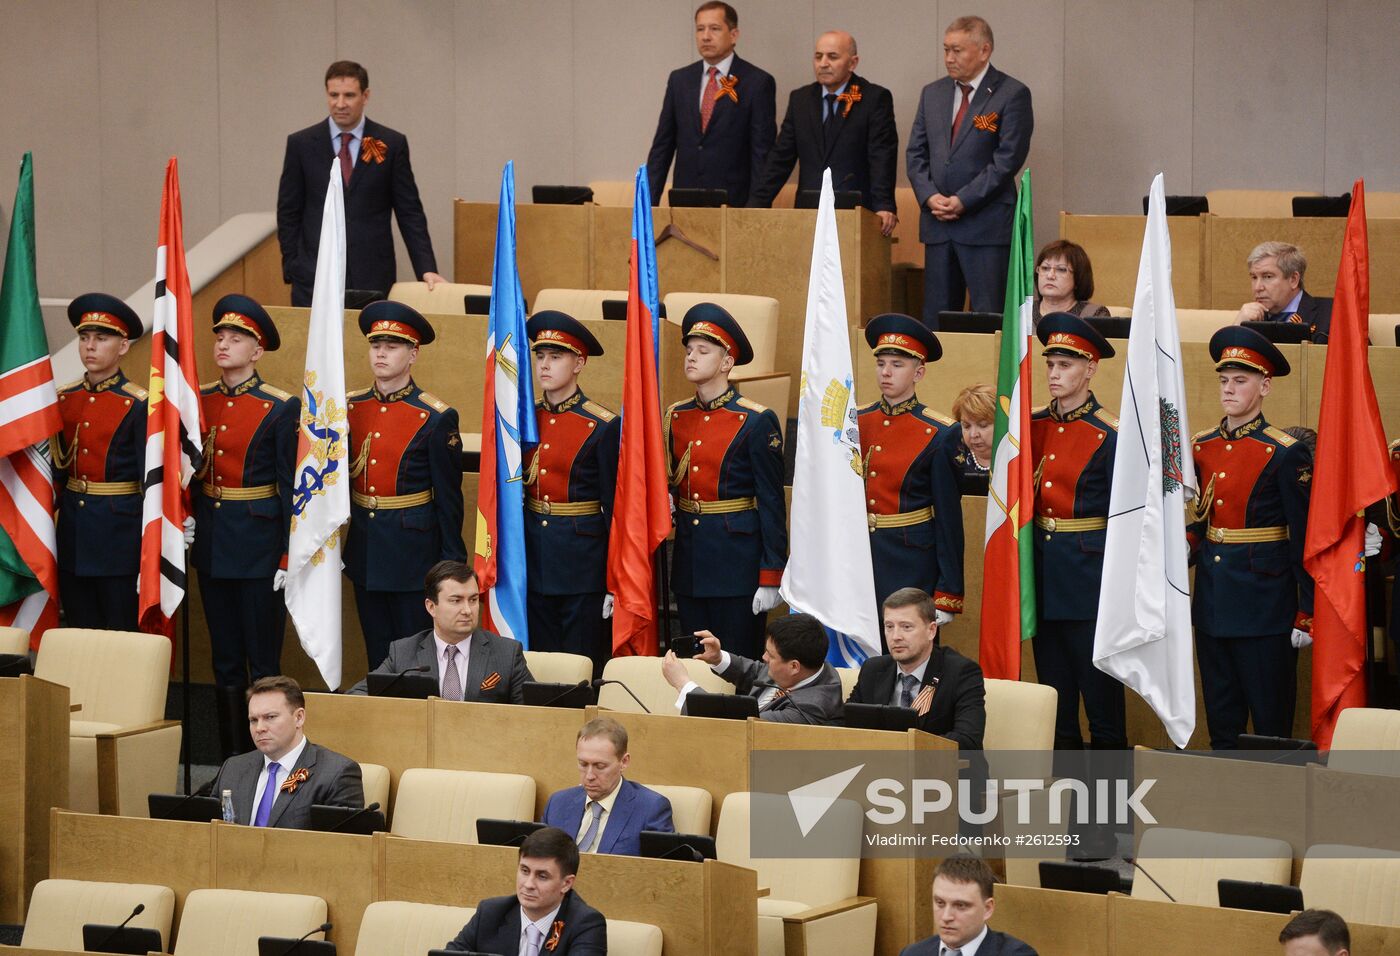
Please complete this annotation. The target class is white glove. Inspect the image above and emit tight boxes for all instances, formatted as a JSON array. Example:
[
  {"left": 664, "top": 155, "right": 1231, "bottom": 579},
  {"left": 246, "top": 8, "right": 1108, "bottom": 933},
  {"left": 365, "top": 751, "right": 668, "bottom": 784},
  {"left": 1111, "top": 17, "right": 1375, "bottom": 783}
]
[
  {"left": 602, "top": 594, "right": 614, "bottom": 618},
  {"left": 273, "top": 570, "right": 287, "bottom": 592},
  {"left": 1291, "top": 628, "right": 1313, "bottom": 649},
  {"left": 182, "top": 515, "right": 196, "bottom": 547},
  {"left": 1365, "top": 521, "right": 1382, "bottom": 557},
  {"left": 934, "top": 609, "right": 954, "bottom": 626},
  {"left": 751, "top": 586, "right": 781, "bottom": 615}
]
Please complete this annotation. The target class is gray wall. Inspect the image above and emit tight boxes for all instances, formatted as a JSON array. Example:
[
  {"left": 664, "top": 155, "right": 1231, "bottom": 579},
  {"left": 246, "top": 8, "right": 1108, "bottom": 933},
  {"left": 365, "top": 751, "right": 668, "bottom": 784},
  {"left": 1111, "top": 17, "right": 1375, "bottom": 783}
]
[{"left": 3, "top": 0, "right": 1399, "bottom": 312}]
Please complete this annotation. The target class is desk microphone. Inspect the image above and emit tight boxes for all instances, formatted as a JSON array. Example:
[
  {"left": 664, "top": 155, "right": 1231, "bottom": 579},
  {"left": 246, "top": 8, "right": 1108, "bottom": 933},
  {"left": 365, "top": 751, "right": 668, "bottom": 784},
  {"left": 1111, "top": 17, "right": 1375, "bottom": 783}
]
[
  {"left": 327, "top": 802, "right": 382, "bottom": 833},
  {"left": 276, "top": 921, "right": 332, "bottom": 956},
  {"left": 92, "top": 903, "right": 144, "bottom": 953},
  {"left": 375, "top": 664, "right": 431, "bottom": 696},
  {"left": 592, "top": 678, "right": 651, "bottom": 714},
  {"left": 538, "top": 680, "right": 591, "bottom": 708},
  {"left": 154, "top": 778, "right": 215, "bottom": 819},
  {"left": 754, "top": 680, "right": 824, "bottom": 724},
  {"left": 1130, "top": 859, "right": 1177, "bottom": 903}
]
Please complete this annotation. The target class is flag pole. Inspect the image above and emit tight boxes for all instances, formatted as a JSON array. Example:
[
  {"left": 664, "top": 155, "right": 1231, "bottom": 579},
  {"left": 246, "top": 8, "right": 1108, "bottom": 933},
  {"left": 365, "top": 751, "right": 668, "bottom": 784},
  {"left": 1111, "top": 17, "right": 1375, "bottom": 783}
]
[
  {"left": 179, "top": 594, "right": 191, "bottom": 793},
  {"left": 656, "top": 545, "right": 671, "bottom": 655}
]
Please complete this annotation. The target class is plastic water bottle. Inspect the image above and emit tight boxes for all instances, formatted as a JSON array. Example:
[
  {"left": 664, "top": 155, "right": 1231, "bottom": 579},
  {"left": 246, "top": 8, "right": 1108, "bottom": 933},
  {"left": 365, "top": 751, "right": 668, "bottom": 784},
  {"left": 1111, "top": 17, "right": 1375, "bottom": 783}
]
[{"left": 220, "top": 789, "right": 236, "bottom": 823}]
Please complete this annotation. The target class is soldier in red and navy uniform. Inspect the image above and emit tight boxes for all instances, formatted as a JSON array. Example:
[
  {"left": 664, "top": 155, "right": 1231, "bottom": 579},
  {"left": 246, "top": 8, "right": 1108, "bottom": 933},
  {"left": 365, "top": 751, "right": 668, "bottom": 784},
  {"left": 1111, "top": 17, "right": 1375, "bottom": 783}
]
[
  {"left": 54, "top": 294, "right": 147, "bottom": 631},
  {"left": 1030, "top": 312, "right": 1126, "bottom": 749},
  {"left": 857, "top": 314, "right": 964, "bottom": 636},
  {"left": 191, "top": 295, "right": 298, "bottom": 757},
  {"left": 346, "top": 301, "right": 466, "bottom": 669},
  {"left": 1188, "top": 326, "right": 1313, "bottom": 750},
  {"left": 524, "top": 310, "right": 619, "bottom": 675},
  {"left": 666, "top": 303, "right": 787, "bottom": 660}
]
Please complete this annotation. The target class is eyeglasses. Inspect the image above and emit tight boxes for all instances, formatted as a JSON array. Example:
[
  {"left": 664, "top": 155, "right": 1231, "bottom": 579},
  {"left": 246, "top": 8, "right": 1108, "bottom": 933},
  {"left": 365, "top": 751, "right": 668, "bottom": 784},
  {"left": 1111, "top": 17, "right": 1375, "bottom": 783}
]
[{"left": 1036, "top": 263, "right": 1072, "bottom": 276}]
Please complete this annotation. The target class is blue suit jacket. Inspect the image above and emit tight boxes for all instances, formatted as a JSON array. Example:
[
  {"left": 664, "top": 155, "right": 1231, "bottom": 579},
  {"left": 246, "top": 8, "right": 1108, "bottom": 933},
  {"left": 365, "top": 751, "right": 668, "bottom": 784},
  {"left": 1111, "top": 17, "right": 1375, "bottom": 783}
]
[
  {"left": 646, "top": 55, "right": 777, "bottom": 206},
  {"left": 542, "top": 779, "right": 674, "bottom": 856},
  {"left": 905, "top": 64, "right": 1033, "bottom": 246}
]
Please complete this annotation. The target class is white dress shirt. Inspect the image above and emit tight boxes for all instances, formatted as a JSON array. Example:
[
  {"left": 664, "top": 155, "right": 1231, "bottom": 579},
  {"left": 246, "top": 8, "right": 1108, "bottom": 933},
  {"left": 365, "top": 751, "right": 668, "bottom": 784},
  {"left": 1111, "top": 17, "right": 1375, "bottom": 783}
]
[
  {"left": 327, "top": 115, "right": 366, "bottom": 168},
  {"left": 251, "top": 734, "right": 309, "bottom": 820},
  {"left": 949, "top": 64, "right": 991, "bottom": 126},
  {"left": 519, "top": 901, "right": 563, "bottom": 956},
  {"left": 889, "top": 655, "right": 931, "bottom": 707},
  {"left": 1276, "top": 289, "right": 1304, "bottom": 317},
  {"left": 942, "top": 924, "right": 988, "bottom": 955},
  {"left": 434, "top": 630, "right": 471, "bottom": 697},
  {"left": 698, "top": 52, "right": 736, "bottom": 110}
]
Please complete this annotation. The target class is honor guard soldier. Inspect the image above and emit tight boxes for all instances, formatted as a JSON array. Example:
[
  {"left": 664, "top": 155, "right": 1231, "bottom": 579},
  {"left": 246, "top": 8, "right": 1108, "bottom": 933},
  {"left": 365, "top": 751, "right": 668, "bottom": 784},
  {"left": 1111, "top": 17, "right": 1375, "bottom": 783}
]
[
  {"left": 1030, "top": 312, "right": 1126, "bottom": 750},
  {"left": 857, "top": 314, "right": 964, "bottom": 632},
  {"left": 1188, "top": 327, "right": 1313, "bottom": 750},
  {"left": 192, "top": 295, "right": 299, "bottom": 758},
  {"left": 524, "top": 311, "right": 620, "bottom": 675},
  {"left": 666, "top": 303, "right": 787, "bottom": 659},
  {"left": 54, "top": 294, "right": 147, "bottom": 631},
  {"left": 346, "top": 301, "right": 466, "bottom": 669}
]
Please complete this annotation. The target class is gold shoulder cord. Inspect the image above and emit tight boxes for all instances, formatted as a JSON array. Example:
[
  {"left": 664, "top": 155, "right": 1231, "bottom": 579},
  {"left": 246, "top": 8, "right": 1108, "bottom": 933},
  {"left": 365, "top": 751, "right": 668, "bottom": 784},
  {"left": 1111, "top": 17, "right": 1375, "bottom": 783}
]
[
  {"left": 51, "top": 431, "right": 76, "bottom": 470},
  {"left": 1188, "top": 473, "right": 1217, "bottom": 526},
  {"left": 671, "top": 442, "right": 693, "bottom": 489},
  {"left": 1032, "top": 455, "right": 1047, "bottom": 492},
  {"left": 350, "top": 435, "right": 372, "bottom": 479},
  {"left": 193, "top": 430, "right": 216, "bottom": 481},
  {"left": 525, "top": 450, "right": 539, "bottom": 487}
]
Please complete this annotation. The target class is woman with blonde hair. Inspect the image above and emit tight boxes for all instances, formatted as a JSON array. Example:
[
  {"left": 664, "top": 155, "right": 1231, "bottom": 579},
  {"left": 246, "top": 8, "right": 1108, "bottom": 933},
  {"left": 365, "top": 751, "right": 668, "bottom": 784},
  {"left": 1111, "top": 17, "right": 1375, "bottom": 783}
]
[{"left": 951, "top": 383, "right": 996, "bottom": 494}]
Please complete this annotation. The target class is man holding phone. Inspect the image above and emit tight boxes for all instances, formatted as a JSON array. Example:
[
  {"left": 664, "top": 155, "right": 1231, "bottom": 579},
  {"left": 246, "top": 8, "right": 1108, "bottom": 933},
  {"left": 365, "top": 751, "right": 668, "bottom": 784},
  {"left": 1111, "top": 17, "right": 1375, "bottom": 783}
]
[{"left": 660, "top": 614, "right": 844, "bottom": 724}]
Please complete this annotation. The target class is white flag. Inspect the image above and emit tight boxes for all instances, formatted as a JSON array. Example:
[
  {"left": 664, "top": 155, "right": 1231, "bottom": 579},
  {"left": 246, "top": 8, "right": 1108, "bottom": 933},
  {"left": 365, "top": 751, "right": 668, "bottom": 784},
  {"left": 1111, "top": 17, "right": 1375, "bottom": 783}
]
[
  {"left": 780, "top": 169, "right": 880, "bottom": 664},
  {"left": 285, "top": 162, "right": 350, "bottom": 689},
  {"left": 1093, "top": 173, "right": 1198, "bottom": 747}
]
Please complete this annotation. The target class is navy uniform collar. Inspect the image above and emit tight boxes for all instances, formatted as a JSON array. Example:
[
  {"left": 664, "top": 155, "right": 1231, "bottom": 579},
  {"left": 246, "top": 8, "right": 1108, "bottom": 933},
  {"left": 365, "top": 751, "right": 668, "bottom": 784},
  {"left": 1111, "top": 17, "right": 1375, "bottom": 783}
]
[
  {"left": 879, "top": 395, "right": 920, "bottom": 416},
  {"left": 374, "top": 380, "right": 417, "bottom": 403},
  {"left": 83, "top": 370, "right": 125, "bottom": 393},
  {"left": 1050, "top": 391, "right": 1100, "bottom": 423},
  {"left": 696, "top": 387, "right": 736, "bottom": 412},
  {"left": 1219, "top": 414, "right": 1266, "bottom": 441},
  {"left": 216, "top": 372, "right": 262, "bottom": 397},
  {"left": 543, "top": 389, "right": 585, "bottom": 414}
]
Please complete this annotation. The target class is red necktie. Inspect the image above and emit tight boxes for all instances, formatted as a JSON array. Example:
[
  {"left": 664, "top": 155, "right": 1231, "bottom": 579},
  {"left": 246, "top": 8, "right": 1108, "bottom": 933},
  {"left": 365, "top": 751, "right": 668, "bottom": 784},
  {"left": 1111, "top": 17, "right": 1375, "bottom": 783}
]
[
  {"left": 950, "top": 82, "right": 971, "bottom": 145},
  {"left": 338, "top": 131, "right": 353, "bottom": 186},
  {"left": 700, "top": 66, "right": 719, "bottom": 133}
]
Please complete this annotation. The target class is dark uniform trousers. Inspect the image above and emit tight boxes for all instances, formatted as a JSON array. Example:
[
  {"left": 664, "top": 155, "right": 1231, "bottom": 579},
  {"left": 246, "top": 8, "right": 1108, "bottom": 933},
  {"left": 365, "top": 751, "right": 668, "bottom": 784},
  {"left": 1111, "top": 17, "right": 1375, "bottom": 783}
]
[
  {"left": 667, "top": 388, "right": 787, "bottom": 661},
  {"left": 1189, "top": 416, "right": 1313, "bottom": 750},
  {"left": 54, "top": 371, "right": 147, "bottom": 632},
  {"left": 193, "top": 374, "right": 299, "bottom": 688},
  {"left": 1030, "top": 395, "right": 1126, "bottom": 749},
  {"left": 345, "top": 382, "right": 466, "bottom": 671},
  {"left": 524, "top": 391, "right": 619, "bottom": 675}
]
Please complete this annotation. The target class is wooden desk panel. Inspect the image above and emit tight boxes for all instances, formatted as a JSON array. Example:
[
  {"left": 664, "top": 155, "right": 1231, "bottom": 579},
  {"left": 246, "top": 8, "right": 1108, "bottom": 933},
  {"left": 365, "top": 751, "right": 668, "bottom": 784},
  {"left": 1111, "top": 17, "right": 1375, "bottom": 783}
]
[
  {"left": 1303, "top": 344, "right": 1400, "bottom": 435},
  {"left": 988, "top": 883, "right": 1108, "bottom": 956},
  {"left": 1108, "top": 895, "right": 1285, "bottom": 956},
  {"left": 1059, "top": 213, "right": 1206, "bottom": 309},
  {"left": 456, "top": 202, "right": 591, "bottom": 300},
  {"left": 1306, "top": 764, "right": 1400, "bottom": 854},
  {"left": 300, "top": 694, "right": 429, "bottom": 807},
  {"left": 0, "top": 677, "right": 69, "bottom": 923}
]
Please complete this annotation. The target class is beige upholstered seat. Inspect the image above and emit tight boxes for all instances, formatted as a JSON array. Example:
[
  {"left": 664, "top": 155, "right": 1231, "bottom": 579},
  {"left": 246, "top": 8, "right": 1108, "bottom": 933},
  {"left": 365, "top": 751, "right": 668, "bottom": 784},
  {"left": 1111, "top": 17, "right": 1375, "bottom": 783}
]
[
  {"left": 1204, "top": 189, "right": 1320, "bottom": 218},
  {"left": 0, "top": 625, "right": 28, "bottom": 655},
  {"left": 647, "top": 783, "right": 713, "bottom": 836},
  {"left": 388, "top": 281, "right": 492, "bottom": 315},
  {"left": 1329, "top": 707, "right": 1400, "bottom": 775},
  {"left": 531, "top": 288, "right": 628, "bottom": 323},
  {"left": 353, "top": 900, "right": 476, "bottom": 956},
  {"left": 173, "top": 888, "right": 327, "bottom": 956},
  {"left": 360, "top": 762, "right": 391, "bottom": 822},
  {"left": 1132, "top": 827, "right": 1293, "bottom": 906},
  {"left": 663, "top": 292, "right": 781, "bottom": 375},
  {"left": 597, "top": 657, "right": 733, "bottom": 715},
  {"left": 717, "top": 792, "right": 877, "bottom": 956},
  {"left": 733, "top": 371, "right": 793, "bottom": 439},
  {"left": 21, "top": 878, "right": 175, "bottom": 952},
  {"left": 390, "top": 768, "right": 536, "bottom": 844},
  {"left": 1300, "top": 845, "right": 1400, "bottom": 926},
  {"left": 608, "top": 919, "right": 663, "bottom": 955},
  {"left": 523, "top": 650, "right": 593, "bottom": 685},
  {"left": 1175, "top": 309, "right": 1240, "bottom": 343},
  {"left": 34, "top": 628, "right": 180, "bottom": 815},
  {"left": 983, "top": 678, "right": 1057, "bottom": 785},
  {"left": 1367, "top": 314, "right": 1398, "bottom": 347},
  {"left": 834, "top": 667, "right": 860, "bottom": 701}
]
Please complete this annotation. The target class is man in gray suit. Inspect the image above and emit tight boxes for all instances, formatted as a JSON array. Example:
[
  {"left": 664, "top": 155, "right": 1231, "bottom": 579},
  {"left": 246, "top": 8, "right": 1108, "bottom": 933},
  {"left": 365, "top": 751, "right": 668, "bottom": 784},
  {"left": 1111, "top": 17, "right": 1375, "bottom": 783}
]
[
  {"left": 347, "top": 560, "right": 534, "bottom": 703},
  {"left": 661, "top": 612, "right": 844, "bottom": 724},
  {"left": 906, "top": 15, "right": 1033, "bottom": 327},
  {"left": 209, "top": 675, "right": 364, "bottom": 829}
]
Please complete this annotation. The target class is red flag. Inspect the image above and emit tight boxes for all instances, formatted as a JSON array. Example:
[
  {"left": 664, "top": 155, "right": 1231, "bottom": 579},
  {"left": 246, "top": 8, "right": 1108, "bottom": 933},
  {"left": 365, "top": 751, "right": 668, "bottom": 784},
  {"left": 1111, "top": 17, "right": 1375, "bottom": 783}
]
[
  {"left": 137, "top": 159, "right": 204, "bottom": 637},
  {"left": 606, "top": 173, "right": 671, "bottom": 657},
  {"left": 1303, "top": 181, "right": 1397, "bottom": 748}
]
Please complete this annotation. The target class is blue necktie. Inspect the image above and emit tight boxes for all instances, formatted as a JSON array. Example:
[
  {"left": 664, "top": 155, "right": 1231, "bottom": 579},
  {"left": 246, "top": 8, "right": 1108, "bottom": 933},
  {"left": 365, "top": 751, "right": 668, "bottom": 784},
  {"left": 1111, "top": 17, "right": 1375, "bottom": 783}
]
[
  {"left": 578, "top": 800, "right": 604, "bottom": 852},
  {"left": 900, "top": 674, "right": 919, "bottom": 708},
  {"left": 253, "top": 761, "right": 281, "bottom": 827}
]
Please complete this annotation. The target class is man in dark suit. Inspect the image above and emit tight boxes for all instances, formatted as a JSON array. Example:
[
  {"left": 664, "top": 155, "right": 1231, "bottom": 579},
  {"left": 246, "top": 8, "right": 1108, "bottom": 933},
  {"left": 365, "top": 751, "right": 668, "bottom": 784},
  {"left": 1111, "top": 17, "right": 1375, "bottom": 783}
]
[
  {"left": 277, "top": 60, "right": 444, "bottom": 307},
  {"left": 445, "top": 827, "right": 606, "bottom": 954},
  {"left": 646, "top": 2, "right": 776, "bottom": 206},
  {"left": 662, "top": 613, "right": 845, "bottom": 724},
  {"left": 1234, "top": 241, "right": 1334, "bottom": 343},
  {"left": 749, "top": 31, "right": 899, "bottom": 236},
  {"left": 542, "top": 717, "right": 674, "bottom": 856},
  {"left": 906, "top": 16, "right": 1033, "bottom": 326},
  {"left": 850, "top": 588, "right": 985, "bottom": 749},
  {"left": 347, "top": 560, "right": 534, "bottom": 702},
  {"left": 902, "top": 857, "right": 1037, "bottom": 955},
  {"left": 209, "top": 676, "right": 364, "bottom": 829}
]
